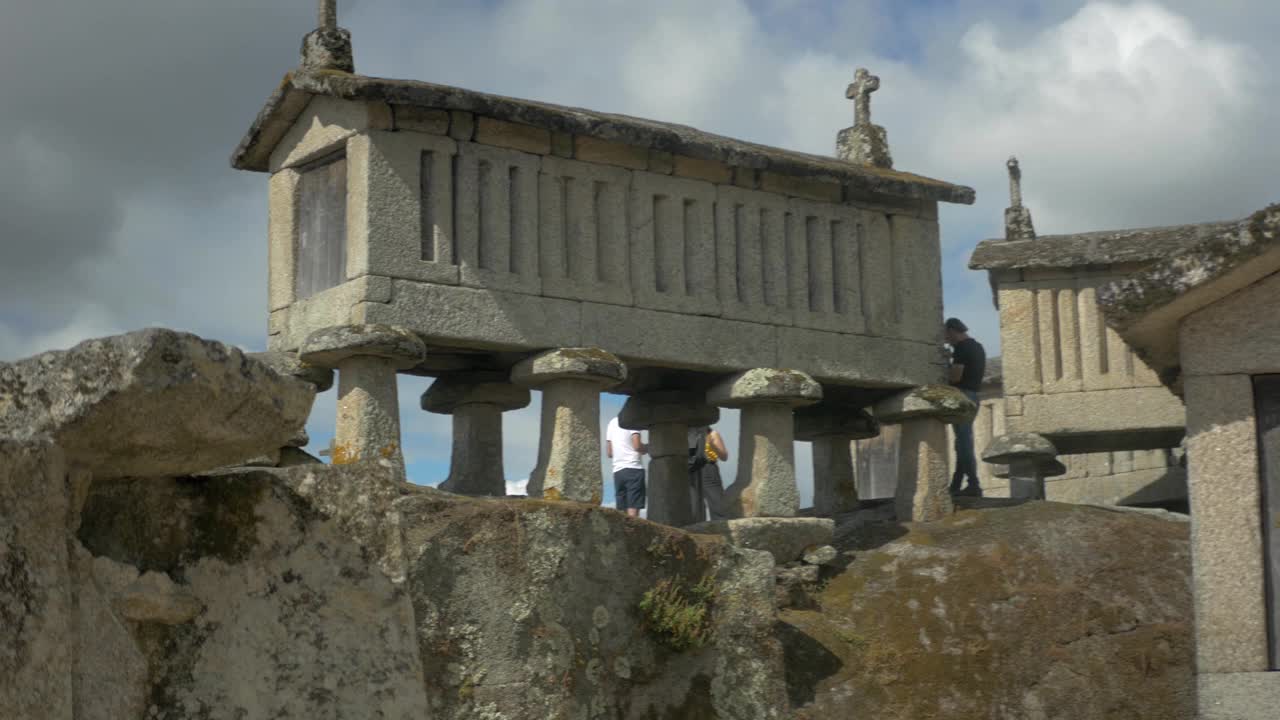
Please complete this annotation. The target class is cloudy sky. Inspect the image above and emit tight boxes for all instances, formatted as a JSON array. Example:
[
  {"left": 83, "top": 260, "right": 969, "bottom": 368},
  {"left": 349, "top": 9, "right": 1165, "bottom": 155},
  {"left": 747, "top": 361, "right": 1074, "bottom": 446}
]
[{"left": 1, "top": 0, "right": 1276, "bottom": 502}]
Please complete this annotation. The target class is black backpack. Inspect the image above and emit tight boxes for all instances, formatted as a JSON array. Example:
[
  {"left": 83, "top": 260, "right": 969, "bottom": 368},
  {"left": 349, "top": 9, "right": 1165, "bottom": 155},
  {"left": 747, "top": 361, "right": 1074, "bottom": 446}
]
[{"left": 688, "top": 427, "right": 709, "bottom": 471}]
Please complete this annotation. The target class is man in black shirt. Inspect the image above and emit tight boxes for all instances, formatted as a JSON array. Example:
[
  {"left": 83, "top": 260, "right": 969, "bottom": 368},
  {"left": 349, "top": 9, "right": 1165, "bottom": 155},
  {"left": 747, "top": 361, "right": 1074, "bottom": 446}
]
[{"left": 945, "top": 317, "right": 986, "bottom": 497}]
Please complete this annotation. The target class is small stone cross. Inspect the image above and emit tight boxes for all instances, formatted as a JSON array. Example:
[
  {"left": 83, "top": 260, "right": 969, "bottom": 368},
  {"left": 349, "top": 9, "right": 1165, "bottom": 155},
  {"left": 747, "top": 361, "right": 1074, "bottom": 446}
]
[
  {"left": 319, "top": 0, "right": 338, "bottom": 30},
  {"left": 845, "top": 68, "right": 880, "bottom": 127},
  {"left": 1007, "top": 156, "right": 1023, "bottom": 208},
  {"left": 318, "top": 436, "right": 338, "bottom": 458}
]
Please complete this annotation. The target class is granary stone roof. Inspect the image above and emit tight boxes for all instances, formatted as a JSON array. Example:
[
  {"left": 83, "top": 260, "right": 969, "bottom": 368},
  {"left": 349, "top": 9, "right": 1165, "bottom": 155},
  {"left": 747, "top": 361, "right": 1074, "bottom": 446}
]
[
  {"left": 232, "top": 69, "right": 975, "bottom": 206},
  {"left": 1096, "top": 202, "right": 1280, "bottom": 386},
  {"left": 969, "top": 220, "right": 1236, "bottom": 271}
]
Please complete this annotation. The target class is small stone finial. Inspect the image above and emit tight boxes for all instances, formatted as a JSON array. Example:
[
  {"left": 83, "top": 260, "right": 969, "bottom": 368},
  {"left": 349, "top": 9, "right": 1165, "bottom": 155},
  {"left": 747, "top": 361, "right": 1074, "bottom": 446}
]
[
  {"left": 836, "top": 68, "right": 893, "bottom": 169},
  {"left": 1003, "top": 155, "right": 1036, "bottom": 241},
  {"left": 1007, "top": 156, "right": 1023, "bottom": 208},
  {"left": 319, "top": 0, "right": 337, "bottom": 30},
  {"left": 301, "top": 0, "right": 354, "bottom": 73},
  {"left": 846, "top": 68, "right": 881, "bottom": 127}
]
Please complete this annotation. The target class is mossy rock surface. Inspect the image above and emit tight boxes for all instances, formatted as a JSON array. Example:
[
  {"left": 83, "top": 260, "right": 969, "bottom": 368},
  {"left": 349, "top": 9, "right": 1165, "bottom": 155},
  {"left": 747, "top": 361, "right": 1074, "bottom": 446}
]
[{"left": 781, "top": 502, "right": 1194, "bottom": 719}]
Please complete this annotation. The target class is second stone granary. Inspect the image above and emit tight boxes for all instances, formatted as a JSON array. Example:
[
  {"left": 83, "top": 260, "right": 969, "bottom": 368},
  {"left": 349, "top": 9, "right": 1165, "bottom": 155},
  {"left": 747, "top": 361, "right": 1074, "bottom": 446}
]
[{"left": 229, "top": 8, "right": 975, "bottom": 523}]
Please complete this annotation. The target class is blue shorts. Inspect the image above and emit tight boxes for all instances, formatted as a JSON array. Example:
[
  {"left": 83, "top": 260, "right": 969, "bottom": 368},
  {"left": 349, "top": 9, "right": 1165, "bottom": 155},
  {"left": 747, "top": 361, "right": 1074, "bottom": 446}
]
[{"left": 613, "top": 467, "right": 646, "bottom": 510}]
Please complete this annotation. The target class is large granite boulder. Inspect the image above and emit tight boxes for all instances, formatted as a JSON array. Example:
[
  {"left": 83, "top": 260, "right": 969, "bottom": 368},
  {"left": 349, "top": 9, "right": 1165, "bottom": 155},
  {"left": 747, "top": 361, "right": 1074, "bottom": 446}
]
[
  {"left": 781, "top": 501, "right": 1194, "bottom": 719},
  {"left": 0, "top": 330, "right": 315, "bottom": 478},
  {"left": 71, "top": 462, "right": 788, "bottom": 719}
]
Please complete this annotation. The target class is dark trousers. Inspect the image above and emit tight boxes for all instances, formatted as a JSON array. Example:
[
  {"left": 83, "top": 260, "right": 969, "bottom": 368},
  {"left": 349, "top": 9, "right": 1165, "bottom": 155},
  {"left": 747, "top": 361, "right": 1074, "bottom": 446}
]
[
  {"left": 951, "top": 389, "right": 981, "bottom": 490},
  {"left": 690, "top": 463, "right": 727, "bottom": 522}
]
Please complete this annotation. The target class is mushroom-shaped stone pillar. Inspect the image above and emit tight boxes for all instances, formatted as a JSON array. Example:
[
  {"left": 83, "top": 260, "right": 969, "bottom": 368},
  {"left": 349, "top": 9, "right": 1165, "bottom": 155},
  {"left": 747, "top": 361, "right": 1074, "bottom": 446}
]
[
  {"left": 512, "top": 348, "right": 626, "bottom": 503},
  {"left": 982, "top": 432, "right": 1060, "bottom": 500},
  {"left": 872, "top": 385, "right": 977, "bottom": 522},
  {"left": 422, "top": 372, "right": 531, "bottom": 497},
  {"left": 299, "top": 324, "right": 425, "bottom": 467},
  {"left": 795, "top": 407, "right": 880, "bottom": 516},
  {"left": 619, "top": 391, "right": 720, "bottom": 527},
  {"left": 708, "top": 369, "right": 822, "bottom": 518}
]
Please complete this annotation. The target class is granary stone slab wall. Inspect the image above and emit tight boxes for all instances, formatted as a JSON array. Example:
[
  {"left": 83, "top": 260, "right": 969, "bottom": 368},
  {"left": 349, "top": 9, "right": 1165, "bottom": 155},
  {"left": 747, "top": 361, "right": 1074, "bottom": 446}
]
[
  {"left": 261, "top": 100, "right": 959, "bottom": 387},
  {"left": 991, "top": 267, "right": 1185, "bottom": 453}
]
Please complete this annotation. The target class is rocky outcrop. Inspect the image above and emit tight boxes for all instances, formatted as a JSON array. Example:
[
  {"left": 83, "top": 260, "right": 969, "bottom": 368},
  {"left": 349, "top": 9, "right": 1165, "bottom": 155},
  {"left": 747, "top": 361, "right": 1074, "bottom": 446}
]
[
  {"left": 0, "top": 329, "right": 314, "bottom": 478},
  {"left": 781, "top": 501, "right": 1194, "bottom": 719}
]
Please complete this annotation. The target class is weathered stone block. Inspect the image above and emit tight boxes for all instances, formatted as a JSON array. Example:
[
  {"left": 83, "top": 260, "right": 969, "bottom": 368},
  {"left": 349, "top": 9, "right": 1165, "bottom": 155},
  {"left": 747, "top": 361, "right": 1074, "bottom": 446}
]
[
  {"left": 0, "top": 330, "right": 314, "bottom": 479},
  {"left": 299, "top": 323, "right": 425, "bottom": 369},
  {"left": 647, "top": 150, "right": 674, "bottom": 174},
  {"left": 249, "top": 350, "right": 335, "bottom": 392},
  {"left": 672, "top": 154, "right": 732, "bottom": 184},
  {"left": 474, "top": 116, "right": 552, "bottom": 155},
  {"left": 707, "top": 368, "right": 822, "bottom": 409},
  {"left": 550, "top": 131, "right": 574, "bottom": 158},
  {"left": 448, "top": 110, "right": 475, "bottom": 140},
  {"left": 872, "top": 384, "right": 977, "bottom": 425},
  {"left": 686, "top": 517, "right": 835, "bottom": 564},
  {"left": 760, "top": 171, "right": 842, "bottom": 203},
  {"left": 574, "top": 136, "right": 648, "bottom": 169},
  {"left": 392, "top": 105, "right": 449, "bottom": 134}
]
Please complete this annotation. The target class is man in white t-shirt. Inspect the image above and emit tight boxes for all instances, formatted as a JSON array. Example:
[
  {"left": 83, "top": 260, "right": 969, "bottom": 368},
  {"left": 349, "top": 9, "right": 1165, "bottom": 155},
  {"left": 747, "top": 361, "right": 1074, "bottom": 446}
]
[{"left": 605, "top": 416, "right": 647, "bottom": 517}]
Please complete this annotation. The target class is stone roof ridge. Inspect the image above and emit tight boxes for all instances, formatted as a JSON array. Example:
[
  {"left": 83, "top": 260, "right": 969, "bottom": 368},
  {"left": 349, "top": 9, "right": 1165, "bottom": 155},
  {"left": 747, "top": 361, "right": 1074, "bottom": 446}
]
[{"left": 231, "top": 68, "right": 975, "bottom": 205}]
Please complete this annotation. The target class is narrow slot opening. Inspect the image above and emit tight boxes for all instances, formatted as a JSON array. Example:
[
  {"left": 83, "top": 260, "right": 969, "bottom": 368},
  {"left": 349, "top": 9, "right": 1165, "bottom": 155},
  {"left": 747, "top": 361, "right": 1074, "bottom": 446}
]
[
  {"left": 508, "top": 165, "right": 520, "bottom": 274},
  {"left": 477, "top": 160, "right": 492, "bottom": 270},
  {"left": 806, "top": 216, "right": 820, "bottom": 311},
  {"left": 831, "top": 220, "right": 845, "bottom": 313},
  {"left": 420, "top": 151, "right": 435, "bottom": 261},
  {"left": 683, "top": 199, "right": 696, "bottom": 297}
]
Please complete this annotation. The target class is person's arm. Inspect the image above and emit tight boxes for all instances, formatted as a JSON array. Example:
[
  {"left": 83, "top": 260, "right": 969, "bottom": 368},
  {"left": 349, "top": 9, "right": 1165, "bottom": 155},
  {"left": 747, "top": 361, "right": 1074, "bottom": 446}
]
[
  {"left": 630, "top": 432, "right": 648, "bottom": 455},
  {"left": 709, "top": 430, "right": 728, "bottom": 461},
  {"left": 949, "top": 364, "right": 965, "bottom": 384},
  {"left": 949, "top": 344, "right": 966, "bottom": 384},
  {"left": 606, "top": 439, "right": 613, "bottom": 458}
]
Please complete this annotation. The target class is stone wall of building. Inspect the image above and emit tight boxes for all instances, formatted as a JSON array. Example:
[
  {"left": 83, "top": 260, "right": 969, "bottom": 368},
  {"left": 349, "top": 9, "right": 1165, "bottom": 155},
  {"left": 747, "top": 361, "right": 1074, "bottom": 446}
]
[{"left": 263, "top": 97, "right": 951, "bottom": 388}]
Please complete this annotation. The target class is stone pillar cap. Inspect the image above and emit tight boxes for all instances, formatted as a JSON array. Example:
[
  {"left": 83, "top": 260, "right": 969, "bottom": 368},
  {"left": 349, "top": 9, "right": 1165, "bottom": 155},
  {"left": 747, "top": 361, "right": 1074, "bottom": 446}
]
[
  {"left": 794, "top": 407, "right": 879, "bottom": 442},
  {"left": 299, "top": 324, "right": 426, "bottom": 370},
  {"left": 871, "top": 385, "right": 977, "bottom": 424},
  {"left": 421, "top": 372, "right": 531, "bottom": 414},
  {"left": 706, "top": 368, "right": 822, "bottom": 409},
  {"left": 510, "top": 348, "right": 626, "bottom": 388},
  {"left": 981, "top": 432, "right": 1058, "bottom": 464},
  {"left": 249, "top": 351, "right": 334, "bottom": 392},
  {"left": 619, "top": 390, "right": 720, "bottom": 430}
]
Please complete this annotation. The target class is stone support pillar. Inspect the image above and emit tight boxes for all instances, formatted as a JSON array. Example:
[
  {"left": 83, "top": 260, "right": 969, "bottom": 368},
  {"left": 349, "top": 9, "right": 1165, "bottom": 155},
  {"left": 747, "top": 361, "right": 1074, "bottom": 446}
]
[
  {"left": 422, "top": 373, "right": 531, "bottom": 496},
  {"left": 985, "top": 434, "right": 1064, "bottom": 500},
  {"left": 795, "top": 408, "right": 880, "bottom": 516},
  {"left": 512, "top": 348, "right": 625, "bottom": 503},
  {"left": 872, "top": 385, "right": 977, "bottom": 522},
  {"left": 300, "top": 324, "right": 425, "bottom": 468},
  {"left": 708, "top": 369, "right": 822, "bottom": 518},
  {"left": 619, "top": 391, "right": 720, "bottom": 527}
]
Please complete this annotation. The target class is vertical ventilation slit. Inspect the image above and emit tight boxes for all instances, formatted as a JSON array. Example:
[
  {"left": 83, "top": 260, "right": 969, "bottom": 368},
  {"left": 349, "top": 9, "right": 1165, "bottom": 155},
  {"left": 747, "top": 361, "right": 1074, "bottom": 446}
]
[
  {"left": 1071, "top": 289, "right": 1084, "bottom": 380},
  {"left": 1030, "top": 287, "right": 1044, "bottom": 386},
  {"left": 560, "top": 177, "right": 571, "bottom": 279},
  {"left": 857, "top": 223, "right": 868, "bottom": 322},
  {"left": 420, "top": 151, "right": 434, "bottom": 261},
  {"left": 653, "top": 194, "right": 667, "bottom": 293},
  {"left": 831, "top": 220, "right": 844, "bottom": 313},
  {"left": 508, "top": 165, "right": 519, "bottom": 274},
  {"left": 806, "top": 216, "right": 820, "bottom": 312},
  {"left": 594, "top": 181, "right": 606, "bottom": 283},
  {"left": 1097, "top": 298, "right": 1110, "bottom": 375},
  {"left": 783, "top": 212, "right": 795, "bottom": 309},
  {"left": 450, "top": 154, "right": 461, "bottom": 267},
  {"left": 759, "top": 208, "right": 772, "bottom": 306},
  {"left": 683, "top": 199, "right": 696, "bottom": 297},
  {"left": 1051, "top": 290, "right": 1064, "bottom": 381},
  {"left": 477, "top": 160, "right": 492, "bottom": 270},
  {"left": 734, "top": 204, "right": 745, "bottom": 303}
]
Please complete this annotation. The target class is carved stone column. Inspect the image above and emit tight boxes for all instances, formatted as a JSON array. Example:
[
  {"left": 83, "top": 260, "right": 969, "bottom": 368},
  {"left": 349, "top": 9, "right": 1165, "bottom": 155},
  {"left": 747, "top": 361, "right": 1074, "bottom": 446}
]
[
  {"left": 708, "top": 369, "right": 822, "bottom": 518},
  {"left": 300, "top": 324, "right": 425, "bottom": 468},
  {"left": 422, "top": 372, "right": 531, "bottom": 497},
  {"left": 619, "top": 391, "right": 720, "bottom": 527},
  {"left": 795, "top": 407, "right": 880, "bottom": 516},
  {"left": 872, "top": 385, "right": 977, "bottom": 522},
  {"left": 512, "top": 348, "right": 625, "bottom": 504}
]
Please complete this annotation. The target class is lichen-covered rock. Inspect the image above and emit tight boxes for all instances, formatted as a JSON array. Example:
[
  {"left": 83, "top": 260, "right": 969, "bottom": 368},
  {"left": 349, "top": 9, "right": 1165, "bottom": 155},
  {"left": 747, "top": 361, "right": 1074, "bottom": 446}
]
[
  {"left": 781, "top": 502, "right": 1194, "bottom": 719},
  {"left": 687, "top": 517, "right": 835, "bottom": 564},
  {"left": 872, "top": 384, "right": 977, "bottom": 424},
  {"left": 70, "top": 462, "right": 787, "bottom": 719},
  {"left": 982, "top": 432, "right": 1058, "bottom": 464},
  {"left": 0, "top": 439, "right": 74, "bottom": 720},
  {"left": 707, "top": 368, "right": 822, "bottom": 409},
  {"left": 511, "top": 347, "right": 627, "bottom": 387},
  {"left": 0, "top": 329, "right": 315, "bottom": 478}
]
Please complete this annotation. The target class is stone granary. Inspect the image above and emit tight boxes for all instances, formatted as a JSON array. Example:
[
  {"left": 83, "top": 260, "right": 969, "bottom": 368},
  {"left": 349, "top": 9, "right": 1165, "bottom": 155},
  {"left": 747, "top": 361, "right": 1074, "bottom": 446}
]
[
  {"left": 968, "top": 157, "right": 1191, "bottom": 501},
  {"left": 1099, "top": 202, "right": 1280, "bottom": 720},
  {"left": 230, "top": 3, "right": 977, "bottom": 524}
]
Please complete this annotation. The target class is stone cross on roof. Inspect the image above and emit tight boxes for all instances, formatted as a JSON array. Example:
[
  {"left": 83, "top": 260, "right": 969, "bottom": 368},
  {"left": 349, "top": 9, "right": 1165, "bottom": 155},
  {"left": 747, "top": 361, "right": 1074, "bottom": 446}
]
[
  {"left": 1003, "top": 156, "right": 1036, "bottom": 241},
  {"left": 319, "top": 0, "right": 337, "bottom": 30},
  {"left": 1007, "top": 156, "right": 1023, "bottom": 208},
  {"left": 846, "top": 68, "right": 880, "bottom": 127}
]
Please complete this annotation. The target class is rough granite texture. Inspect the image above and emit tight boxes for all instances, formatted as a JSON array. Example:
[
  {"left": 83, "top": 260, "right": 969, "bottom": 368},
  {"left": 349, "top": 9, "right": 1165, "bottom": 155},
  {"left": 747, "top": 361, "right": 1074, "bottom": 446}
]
[
  {"left": 871, "top": 384, "right": 977, "bottom": 425},
  {"left": 247, "top": 350, "right": 334, "bottom": 392},
  {"left": 233, "top": 70, "right": 975, "bottom": 206},
  {"left": 420, "top": 373, "right": 531, "bottom": 414},
  {"left": 981, "top": 432, "right": 1058, "bottom": 464},
  {"left": 707, "top": 368, "right": 823, "bottom": 409},
  {"left": 0, "top": 329, "right": 314, "bottom": 479},
  {"left": 299, "top": 323, "right": 427, "bottom": 369},
  {"left": 783, "top": 502, "right": 1194, "bottom": 719},
  {"left": 511, "top": 347, "right": 627, "bottom": 388},
  {"left": 685, "top": 517, "right": 835, "bottom": 564},
  {"left": 970, "top": 219, "right": 1234, "bottom": 271}
]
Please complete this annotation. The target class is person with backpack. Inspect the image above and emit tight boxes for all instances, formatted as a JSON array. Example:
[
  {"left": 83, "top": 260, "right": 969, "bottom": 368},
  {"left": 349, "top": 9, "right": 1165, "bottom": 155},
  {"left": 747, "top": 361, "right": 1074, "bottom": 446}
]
[{"left": 688, "top": 425, "right": 730, "bottom": 522}]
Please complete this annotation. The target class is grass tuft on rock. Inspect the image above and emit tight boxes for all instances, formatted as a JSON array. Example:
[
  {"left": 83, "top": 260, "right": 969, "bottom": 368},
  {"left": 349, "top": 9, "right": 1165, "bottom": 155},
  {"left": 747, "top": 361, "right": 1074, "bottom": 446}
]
[{"left": 638, "top": 575, "right": 717, "bottom": 652}]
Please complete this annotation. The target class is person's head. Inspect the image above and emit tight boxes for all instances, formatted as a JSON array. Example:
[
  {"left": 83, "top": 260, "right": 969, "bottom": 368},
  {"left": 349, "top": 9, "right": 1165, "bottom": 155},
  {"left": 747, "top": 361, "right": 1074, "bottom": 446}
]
[{"left": 944, "top": 317, "right": 969, "bottom": 344}]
